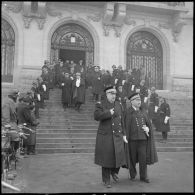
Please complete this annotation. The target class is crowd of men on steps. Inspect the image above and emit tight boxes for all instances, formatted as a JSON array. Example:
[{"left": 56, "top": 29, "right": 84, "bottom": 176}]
[{"left": 1, "top": 58, "right": 171, "bottom": 188}]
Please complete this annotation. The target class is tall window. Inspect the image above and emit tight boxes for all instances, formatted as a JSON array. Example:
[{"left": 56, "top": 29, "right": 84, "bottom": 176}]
[{"left": 1, "top": 18, "right": 15, "bottom": 83}]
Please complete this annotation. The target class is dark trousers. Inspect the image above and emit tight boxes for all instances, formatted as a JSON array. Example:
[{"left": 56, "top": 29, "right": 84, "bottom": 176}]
[
  {"left": 162, "top": 132, "right": 168, "bottom": 139},
  {"left": 102, "top": 167, "right": 120, "bottom": 183},
  {"left": 128, "top": 140, "right": 147, "bottom": 180}
]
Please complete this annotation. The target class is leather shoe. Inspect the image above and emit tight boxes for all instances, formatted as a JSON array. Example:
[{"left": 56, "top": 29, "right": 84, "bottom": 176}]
[
  {"left": 111, "top": 173, "right": 119, "bottom": 182},
  {"left": 130, "top": 177, "right": 136, "bottom": 181},
  {"left": 140, "top": 178, "right": 150, "bottom": 183},
  {"left": 105, "top": 182, "right": 112, "bottom": 188}
]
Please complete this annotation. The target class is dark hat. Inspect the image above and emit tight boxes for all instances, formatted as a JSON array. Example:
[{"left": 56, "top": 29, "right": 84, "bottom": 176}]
[
  {"left": 128, "top": 92, "right": 140, "bottom": 101},
  {"left": 32, "top": 81, "right": 37, "bottom": 85},
  {"left": 112, "top": 65, "right": 116, "bottom": 68},
  {"left": 104, "top": 86, "right": 116, "bottom": 94}
]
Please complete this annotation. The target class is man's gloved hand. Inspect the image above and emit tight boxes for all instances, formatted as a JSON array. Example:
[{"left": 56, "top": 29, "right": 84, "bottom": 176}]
[
  {"left": 142, "top": 125, "right": 149, "bottom": 137},
  {"left": 164, "top": 116, "right": 170, "bottom": 124},
  {"left": 123, "top": 136, "right": 128, "bottom": 143}
]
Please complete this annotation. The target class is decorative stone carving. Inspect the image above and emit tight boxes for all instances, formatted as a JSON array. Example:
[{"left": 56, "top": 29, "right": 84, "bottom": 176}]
[
  {"left": 87, "top": 13, "right": 102, "bottom": 22},
  {"left": 36, "top": 18, "right": 46, "bottom": 30},
  {"left": 22, "top": 2, "right": 47, "bottom": 29},
  {"left": 172, "top": 13, "right": 187, "bottom": 42},
  {"left": 113, "top": 25, "right": 122, "bottom": 37},
  {"left": 23, "top": 16, "right": 33, "bottom": 29},
  {"left": 103, "top": 24, "right": 111, "bottom": 36},
  {"left": 3, "top": 2, "right": 22, "bottom": 13},
  {"left": 124, "top": 15, "right": 136, "bottom": 26},
  {"left": 103, "top": 2, "right": 115, "bottom": 24},
  {"left": 112, "top": 3, "right": 126, "bottom": 25},
  {"left": 46, "top": 3, "right": 62, "bottom": 18},
  {"left": 158, "top": 22, "right": 170, "bottom": 29},
  {"left": 144, "top": 18, "right": 151, "bottom": 27}
]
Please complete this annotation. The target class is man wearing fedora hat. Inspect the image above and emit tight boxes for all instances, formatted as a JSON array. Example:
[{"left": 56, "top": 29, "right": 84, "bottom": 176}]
[
  {"left": 124, "top": 92, "right": 158, "bottom": 183},
  {"left": 94, "top": 86, "right": 128, "bottom": 188}
]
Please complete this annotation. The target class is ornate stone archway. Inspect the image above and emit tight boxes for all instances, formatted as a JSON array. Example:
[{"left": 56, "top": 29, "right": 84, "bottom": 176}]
[
  {"left": 1, "top": 18, "right": 15, "bottom": 83},
  {"left": 123, "top": 25, "right": 171, "bottom": 90},
  {"left": 126, "top": 31, "right": 163, "bottom": 89},
  {"left": 50, "top": 22, "right": 95, "bottom": 67}
]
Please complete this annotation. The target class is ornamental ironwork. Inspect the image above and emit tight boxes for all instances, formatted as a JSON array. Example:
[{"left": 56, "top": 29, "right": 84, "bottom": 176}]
[
  {"left": 126, "top": 31, "right": 163, "bottom": 89},
  {"left": 51, "top": 23, "right": 94, "bottom": 52}
]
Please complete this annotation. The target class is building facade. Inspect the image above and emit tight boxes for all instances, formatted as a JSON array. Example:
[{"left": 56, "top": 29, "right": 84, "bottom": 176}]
[{"left": 1, "top": 2, "right": 193, "bottom": 93}]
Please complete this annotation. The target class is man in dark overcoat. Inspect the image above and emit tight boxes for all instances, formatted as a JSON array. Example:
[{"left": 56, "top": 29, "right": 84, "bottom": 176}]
[
  {"left": 91, "top": 66, "right": 104, "bottom": 101},
  {"left": 17, "top": 96, "right": 39, "bottom": 155},
  {"left": 155, "top": 97, "right": 171, "bottom": 141},
  {"left": 60, "top": 72, "right": 72, "bottom": 110},
  {"left": 72, "top": 72, "right": 85, "bottom": 112},
  {"left": 124, "top": 92, "right": 158, "bottom": 183},
  {"left": 94, "top": 86, "right": 128, "bottom": 188}
]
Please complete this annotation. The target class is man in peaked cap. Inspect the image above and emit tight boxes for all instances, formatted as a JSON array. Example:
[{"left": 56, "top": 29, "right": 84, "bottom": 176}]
[
  {"left": 94, "top": 85, "right": 128, "bottom": 188},
  {"left": 124, "top": 92, "right": 158, "bottom": 183}
]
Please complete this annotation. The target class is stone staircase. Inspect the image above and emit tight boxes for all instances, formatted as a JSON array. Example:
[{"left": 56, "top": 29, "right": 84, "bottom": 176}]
[{"left": 36, "top": 88, "right": 193, "bottom": 153}]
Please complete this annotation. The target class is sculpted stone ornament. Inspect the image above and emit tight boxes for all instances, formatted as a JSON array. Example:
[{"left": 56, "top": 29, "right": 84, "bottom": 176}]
[
  {"left": 87, "top": 13, "right": 102, "bottom": 22},
  {"left": 172, "top": 13, "right": 187, "bottom": 42},
  {"left": 23, "top": 16, "right": 33, "bottom": 29},
  {"left": 124, "top": 16, "right": 136, "bottom": 26},
  {"left": 158, "top": 22, "right": 170, "bottom": 29},
  {"left": 3, "top": 2, "right": 22, "bottom": 13},
  {"left": 113, "top": 25, "right": 122, "bottom": 37},
  {"left": 103, "top": 24, "right": 111, "bottom": 36},
  {"left": 46, "top": 4, "right": 62, "bottom": 18},
  {"left": 36, "top": 18, "right": 46, "bottom": 30}
]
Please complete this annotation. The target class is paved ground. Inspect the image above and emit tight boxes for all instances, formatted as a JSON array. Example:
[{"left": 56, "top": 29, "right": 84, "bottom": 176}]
[{"left": 2, "top": 152, "right": 193, "bottom": 193}]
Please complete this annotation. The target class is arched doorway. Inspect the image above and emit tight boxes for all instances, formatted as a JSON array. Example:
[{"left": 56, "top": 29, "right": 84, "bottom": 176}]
[
  {"left": 126, "top": 31, "right": 163, "bottom": 89},
  {"left": 1, "top": 18, "right": 15, "bottom": 83},
  {"left": 50, "top": 23, "right": 94, "bottom": 68}
]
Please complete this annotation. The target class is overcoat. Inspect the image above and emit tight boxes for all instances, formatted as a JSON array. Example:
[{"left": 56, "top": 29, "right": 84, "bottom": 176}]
[
  {"left": 72, "top": 78, "right": 85, "bottom": 104},
  {"left": 92, "top": 71, "right": 104, "bottom": 95},
  {"left": 156, "top": 102, "right": 171, "bottom": 132},
  {"left": 125, "top": 107, "right": 158, "bottom": 165},
  {"left": 94, "top": 99, "right": 127, "bottom": 168},
  {"left": 61, "top": 77, "right": 72, "bottom": 105},
  {"left": 17, "top": 103, "right": 37, "bottom": 145}
]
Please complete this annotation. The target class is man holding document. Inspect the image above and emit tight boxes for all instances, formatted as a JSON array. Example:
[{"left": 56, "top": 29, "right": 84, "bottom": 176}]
[{"left": 124, "top": 92, "right": 158, "bottom": 183}]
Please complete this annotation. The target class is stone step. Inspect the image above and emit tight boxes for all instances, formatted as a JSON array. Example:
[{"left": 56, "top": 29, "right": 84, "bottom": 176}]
[
  {"left": 36, "top": 146, "right": 193, "bottom": 154},
  {"left": 36, "top": 129, "right": 193, "bottom": 135},
  {"left": 36, "top": 133, "right": 193, "bottom": 138},
  {"left": 37, "top": 124, "right": 193, "bottom": 130},
  {"left": 36, "top": 137, "right": 193, "bottom": 144},
  {"left": 36, "top": 142, "right": 193, "bottom": 149},
  {"left": 36, "top": 138, "right": 96, "bottom": 143}
]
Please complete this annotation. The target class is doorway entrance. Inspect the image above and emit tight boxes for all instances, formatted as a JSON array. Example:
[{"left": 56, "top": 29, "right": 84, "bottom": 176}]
[
  {"left": 50, "top": 23, "right": 94, "bottom": 67},
  {"left": 59, "top": 49, "right": 85, "bottom": 68}
]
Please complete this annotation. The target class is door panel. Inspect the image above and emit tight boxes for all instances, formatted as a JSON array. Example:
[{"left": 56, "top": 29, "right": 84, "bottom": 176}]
[{"left": 127, "top": 31, "right": 163, "bottom": 89}]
